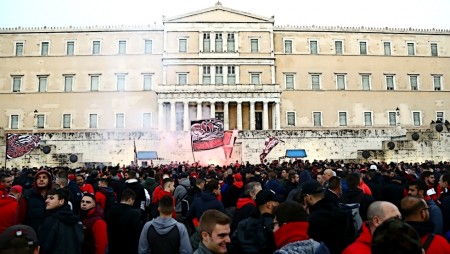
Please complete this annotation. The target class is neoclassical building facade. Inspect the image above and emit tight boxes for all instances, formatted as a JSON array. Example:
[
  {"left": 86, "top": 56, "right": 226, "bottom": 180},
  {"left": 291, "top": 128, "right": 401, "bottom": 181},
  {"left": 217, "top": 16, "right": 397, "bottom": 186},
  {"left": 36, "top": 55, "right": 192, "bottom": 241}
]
[{"left": 0, "top": 3, "right": 449, "bottom": 167}]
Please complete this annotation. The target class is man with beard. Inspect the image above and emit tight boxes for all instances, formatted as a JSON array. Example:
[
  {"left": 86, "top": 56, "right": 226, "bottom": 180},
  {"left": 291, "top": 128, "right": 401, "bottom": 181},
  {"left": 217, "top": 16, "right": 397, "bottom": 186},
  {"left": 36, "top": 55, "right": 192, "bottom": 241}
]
[
  {"left": 421, "top": 171, "right": 438, "bottom": 201},
  {"left": 80, "top": 193, "right": 107, "bottom": 254},
  {"left": 400, "top": 196, "right": 450, "bottom": 254},
  {"left": 38, "top": 188, "right": 84, "bottom": 254},
  {"left": 407, "top": 180, "right": 443, "bottom": 234},
  {"left": 17, "top": 169, "right": 53, "bottom": 233},
  {"left": 0, "top": 173, "right": 13, "bottom": 197}
]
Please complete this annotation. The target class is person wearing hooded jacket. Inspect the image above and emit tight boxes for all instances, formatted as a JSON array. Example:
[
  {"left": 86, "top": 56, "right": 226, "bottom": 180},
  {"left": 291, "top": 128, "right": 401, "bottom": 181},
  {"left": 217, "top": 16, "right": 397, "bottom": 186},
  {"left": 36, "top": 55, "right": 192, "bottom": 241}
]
[
  {"left": 38, "top": 187, "right": 84, "bottom": 254},
  {"left": 272, "top": 201, "right": 330, "bottom": 254},
  {"left": 174, "top": 172, "right": 191, "bottom": 219},
  {"left": 138, "top": 195, "right": 192, "bottom": 254},
  {"left": 229, "top": 182, "right": 261, "bottom": 234},
  {"left": 16, "top": 169, "right": 53, "bottom": 233},
  {"left": 80, "top": 193, "right": 108, "bottom": 254}
]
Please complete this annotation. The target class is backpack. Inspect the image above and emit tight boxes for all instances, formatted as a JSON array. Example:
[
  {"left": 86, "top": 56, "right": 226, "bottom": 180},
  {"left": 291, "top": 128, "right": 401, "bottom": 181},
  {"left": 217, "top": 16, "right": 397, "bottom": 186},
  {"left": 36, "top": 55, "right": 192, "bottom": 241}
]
[
  {"left": 339, "top": 202, "right": 363, "bottom": 240},
  {"left": 230, "top": 216, "right": 275, "bottom": 254},
  {"left": 180, "top": 185, "right": 195, "bottom": 217},
  {"left": 99, "top": 188, "right": 117, "bottom": 215},
  {"left": 147, "top": 223, "right": 180, "bottom": 254}
]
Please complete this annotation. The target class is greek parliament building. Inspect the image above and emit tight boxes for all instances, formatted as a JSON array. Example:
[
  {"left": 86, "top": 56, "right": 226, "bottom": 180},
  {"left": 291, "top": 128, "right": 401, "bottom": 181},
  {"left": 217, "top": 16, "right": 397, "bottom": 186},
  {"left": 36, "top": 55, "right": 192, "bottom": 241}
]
[{"left": 0, "top": 2, "right": 449, "bottom": 168}]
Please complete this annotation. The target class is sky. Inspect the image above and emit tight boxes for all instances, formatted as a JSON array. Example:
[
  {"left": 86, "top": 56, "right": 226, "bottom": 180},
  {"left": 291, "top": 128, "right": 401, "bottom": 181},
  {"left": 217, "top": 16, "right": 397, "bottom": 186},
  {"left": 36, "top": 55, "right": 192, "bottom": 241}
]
[{"left": 0, "top": 0, "right": 449, "bottom": 29}]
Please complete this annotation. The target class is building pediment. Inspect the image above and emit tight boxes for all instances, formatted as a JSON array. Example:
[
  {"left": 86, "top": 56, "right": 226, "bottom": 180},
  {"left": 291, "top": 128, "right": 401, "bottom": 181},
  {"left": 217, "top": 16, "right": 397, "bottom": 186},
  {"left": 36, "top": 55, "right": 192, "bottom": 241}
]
[{"left": 164, "top": 2, "right": 274, "bottom": 24}]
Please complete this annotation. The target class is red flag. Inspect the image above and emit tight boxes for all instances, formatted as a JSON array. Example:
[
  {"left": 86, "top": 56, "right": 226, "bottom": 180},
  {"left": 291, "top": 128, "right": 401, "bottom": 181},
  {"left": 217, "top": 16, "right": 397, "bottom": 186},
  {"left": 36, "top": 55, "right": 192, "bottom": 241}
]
[
  {"left": 191, "top": 119, "right": 224, "bottom": 151},
  {"left": 259, "top": 136, "right": 280, "bottom": 164}
]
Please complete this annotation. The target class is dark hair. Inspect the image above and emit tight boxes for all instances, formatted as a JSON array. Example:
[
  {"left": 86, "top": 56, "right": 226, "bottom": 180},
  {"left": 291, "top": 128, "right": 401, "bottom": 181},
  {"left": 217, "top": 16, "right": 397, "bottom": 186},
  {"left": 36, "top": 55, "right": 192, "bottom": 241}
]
[
  {"left": 158, "top": 195, "right": 174, "bottom": 215},
  {"left": 47, "top": 188, "right": 69, "bottom": 205},
  {"left": 273, "top": 201, "right": 308, "bottom": 226},
  {"left": 420, "top": 171, "right": 433, "bottom": 180},
  {"left": 120, "top": 188, "right": 136, "bottom": 202},
  {"left": 288, "top": 170, "right": 298, "bottom": 181},
  {"left": 409, "top": 180, "right": 427, "bottom": 192},
  {"left": 83, "top": 192, "right": 96, "bottom": 202},
  {"left": 198, "top": 210, "right": 230, "bottom": 236},
  {"left": 128, "top": 170, "right": 137, "bottom": 179},
  {"left": 371, "top": 218, "right": 422, "bottom": 254},
  {"left": 441, "top": 173, "right": 450, "bottom": 185},
  {"left": 205, "top": 179, "right": 219, "bottom": 193},
  {"left": 328, "top": 176, "right": 341, "bottom": 190},
  {"left": 346, "top": 173, "right": 360, "bottom": 189}
]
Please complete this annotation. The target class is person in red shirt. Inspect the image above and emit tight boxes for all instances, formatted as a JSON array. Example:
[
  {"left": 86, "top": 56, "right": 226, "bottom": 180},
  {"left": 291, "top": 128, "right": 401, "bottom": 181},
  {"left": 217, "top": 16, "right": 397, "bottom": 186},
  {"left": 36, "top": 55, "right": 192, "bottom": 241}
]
[
  {"left": 0, "top": 185, "right": 22, "bottom": 234},
  {"left": 401, "top": 196, "right": 450, "bottom": 254},
  {"left": 76, "top": 174, "right": 94, "bottom": 194},
  {"left": 151, "top": 178, "right": 176, "bottom": 218},
  {"left": 0, "top": 173, "right": 13, "bottom": 198},
  {"left": 80, "top": 193, "right": 108, "bottom": 254},
  {"left": 421, "top": 171, "right": 439, "bottom": 201},
  {"left": 342, "top": 201, "right": 401, "bottom": 254}
]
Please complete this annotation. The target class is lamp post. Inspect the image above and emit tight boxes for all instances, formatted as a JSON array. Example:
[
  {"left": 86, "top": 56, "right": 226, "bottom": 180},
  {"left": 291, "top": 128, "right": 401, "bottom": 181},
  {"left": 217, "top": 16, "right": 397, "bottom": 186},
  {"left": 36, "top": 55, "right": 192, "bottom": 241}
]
[
  {"left": 33, "top": 109, "right": 38, "bottom": 129},
  {"left": 395, "top": 107, "right": 400, "bottom": 125}
]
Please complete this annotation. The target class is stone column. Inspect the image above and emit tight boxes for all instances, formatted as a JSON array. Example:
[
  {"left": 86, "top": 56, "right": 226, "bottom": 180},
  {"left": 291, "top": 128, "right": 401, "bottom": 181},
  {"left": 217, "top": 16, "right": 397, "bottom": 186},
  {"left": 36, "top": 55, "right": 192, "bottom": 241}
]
[
  {"left": 250, "top": 101, "right": 255, "bottom": 130},
  {"left": 263, "top": 101, "right": 269, "bottom": 130},
  {"left": 158, "top": 102, "right": 164, "bottom": 130},
  {"left": 184, "top": 101, "right": 189, "bottom": 131},
  {"left": 237, "top": 101, "right": 242, "bottom": 130},
  {"left": 210, "top": 102, "right": 216, "bottom": 119},
  {"left": 197, "top": 102, "right": 202, "bottom": 120},
  {"left": 275, "top": 101, "right": 281, "bottom": 130},
  {"left": 170, "top": 101, "right": 176, "bottom": 131},
  {"left": 224, "top": 102, "right": 229, "bottom": 130}
]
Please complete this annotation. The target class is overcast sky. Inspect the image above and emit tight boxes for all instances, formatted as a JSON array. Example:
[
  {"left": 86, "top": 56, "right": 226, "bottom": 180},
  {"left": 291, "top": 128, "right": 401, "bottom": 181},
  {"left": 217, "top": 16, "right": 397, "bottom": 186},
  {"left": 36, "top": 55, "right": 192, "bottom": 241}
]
[{"left": 1, "top": 0, "right": 449, "bottom": 29}]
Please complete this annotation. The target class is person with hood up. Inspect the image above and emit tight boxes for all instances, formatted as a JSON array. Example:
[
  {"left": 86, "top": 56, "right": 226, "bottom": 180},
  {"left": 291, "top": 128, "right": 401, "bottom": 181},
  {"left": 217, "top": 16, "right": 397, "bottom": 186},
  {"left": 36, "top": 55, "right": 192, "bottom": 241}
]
[
  {"left": 138, "top": 195, "right": 192, "bottom": 254},
  {"left": 38, "top": 188, "right": 84, "bottom": 254},
  {"left": 16, "top": 169, "right": 53, "bottom": 233}
]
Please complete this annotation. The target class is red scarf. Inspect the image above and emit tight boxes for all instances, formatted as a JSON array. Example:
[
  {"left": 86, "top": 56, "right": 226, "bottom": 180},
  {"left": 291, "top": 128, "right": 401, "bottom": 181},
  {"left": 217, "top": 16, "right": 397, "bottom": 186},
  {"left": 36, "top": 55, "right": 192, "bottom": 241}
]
[
  {"left": 233, "top": 180, "right": 243, "bottom": 189},
  {"left": 274, "top": 221, "right": 310, "bottom": 248}
]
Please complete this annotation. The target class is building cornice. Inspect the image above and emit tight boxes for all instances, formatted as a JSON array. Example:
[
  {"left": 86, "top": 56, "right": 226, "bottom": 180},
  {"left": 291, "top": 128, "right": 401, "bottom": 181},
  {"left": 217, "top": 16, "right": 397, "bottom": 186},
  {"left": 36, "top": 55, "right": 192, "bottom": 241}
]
[
  {"left": 0, "top": 24, "right": 163, "bottom": 34},
  {"left": 274, "top": 25, "right": 450, "bottom": 35}
]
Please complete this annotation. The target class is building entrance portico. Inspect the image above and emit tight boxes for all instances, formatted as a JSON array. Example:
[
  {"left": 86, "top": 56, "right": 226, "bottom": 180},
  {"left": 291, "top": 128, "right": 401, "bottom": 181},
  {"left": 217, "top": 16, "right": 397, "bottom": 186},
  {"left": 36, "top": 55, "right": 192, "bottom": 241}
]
[{"left": 157, "top": 93, "right": 281, "bottom": 131}]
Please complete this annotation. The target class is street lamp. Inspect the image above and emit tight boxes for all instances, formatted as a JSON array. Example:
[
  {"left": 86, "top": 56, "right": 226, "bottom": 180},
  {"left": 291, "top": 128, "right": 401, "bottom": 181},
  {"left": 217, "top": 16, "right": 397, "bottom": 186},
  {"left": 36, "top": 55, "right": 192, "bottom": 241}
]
[
  {"left": 395, "top": 107, "right": 400, "bottom": 126},
  {"left": 34, "top": 109, "right": 38, "bottom": 128}
]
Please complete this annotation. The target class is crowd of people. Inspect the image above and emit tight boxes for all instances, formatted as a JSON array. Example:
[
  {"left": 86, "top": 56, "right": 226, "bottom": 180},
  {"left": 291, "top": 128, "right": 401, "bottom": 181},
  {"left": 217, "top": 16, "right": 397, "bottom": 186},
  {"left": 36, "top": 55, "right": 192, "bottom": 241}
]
[{"left": 0, "top": 159, "right": 450, "bottom": 254}]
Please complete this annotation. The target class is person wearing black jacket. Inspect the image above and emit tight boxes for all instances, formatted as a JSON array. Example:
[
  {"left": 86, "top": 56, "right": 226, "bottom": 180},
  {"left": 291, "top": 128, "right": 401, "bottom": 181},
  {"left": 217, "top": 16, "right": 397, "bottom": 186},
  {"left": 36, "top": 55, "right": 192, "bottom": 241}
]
[
  {"left": 38, "top": 188, "right": 84, "bottom": 254},
  {"left": 303, "top": 180, "right": 354, "bottom": 254},
  {"left": 118, "top": 170, "right": 147, "bottom": 224},
  {"left": 106, "top": 188, "right": 141, "bottom": 254},
  {"left": 343, "top": 173, "right": 375, "bottom": 221}
]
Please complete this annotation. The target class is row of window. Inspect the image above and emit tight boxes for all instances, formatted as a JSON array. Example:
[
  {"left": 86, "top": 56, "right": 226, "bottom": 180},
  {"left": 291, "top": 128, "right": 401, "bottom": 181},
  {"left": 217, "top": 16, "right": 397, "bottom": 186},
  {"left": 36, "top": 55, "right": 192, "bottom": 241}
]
[
  {"left": 9, "top": 113, "right": 153, "bottom": 129},
  {"left": 286, "top": 111, "right": 446, "bottom": 127},
  {"left": 12, "top": 35, "right": 441, "bottom": 56},
  {"left": 8, "top": 111, "right": 446, "bottom": 130},
  {"left": 10, "top": 73, "right": 154, "bottom": 92},
  {"left": 284, "top": 73, "right": 444, "bottom": 91},
  {"left": 283, "top": 39, "right": 440, "bottom": 56},
  {"left": 13, "top": 39, "right": 154, "bottom": 56},
  {"left": 8, "top": 70, "right": 444, "bottom": 92}
]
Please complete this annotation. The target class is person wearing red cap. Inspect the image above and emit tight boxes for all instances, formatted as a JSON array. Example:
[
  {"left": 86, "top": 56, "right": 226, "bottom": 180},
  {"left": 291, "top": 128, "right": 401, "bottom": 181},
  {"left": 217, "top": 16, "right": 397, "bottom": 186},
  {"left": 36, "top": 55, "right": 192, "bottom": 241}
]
[
  {"left": 0, "top": 185, "right": 22, "bottom": 234},
  {"left": 16, "top": 170, "right": 53, "bottom": 233}
]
